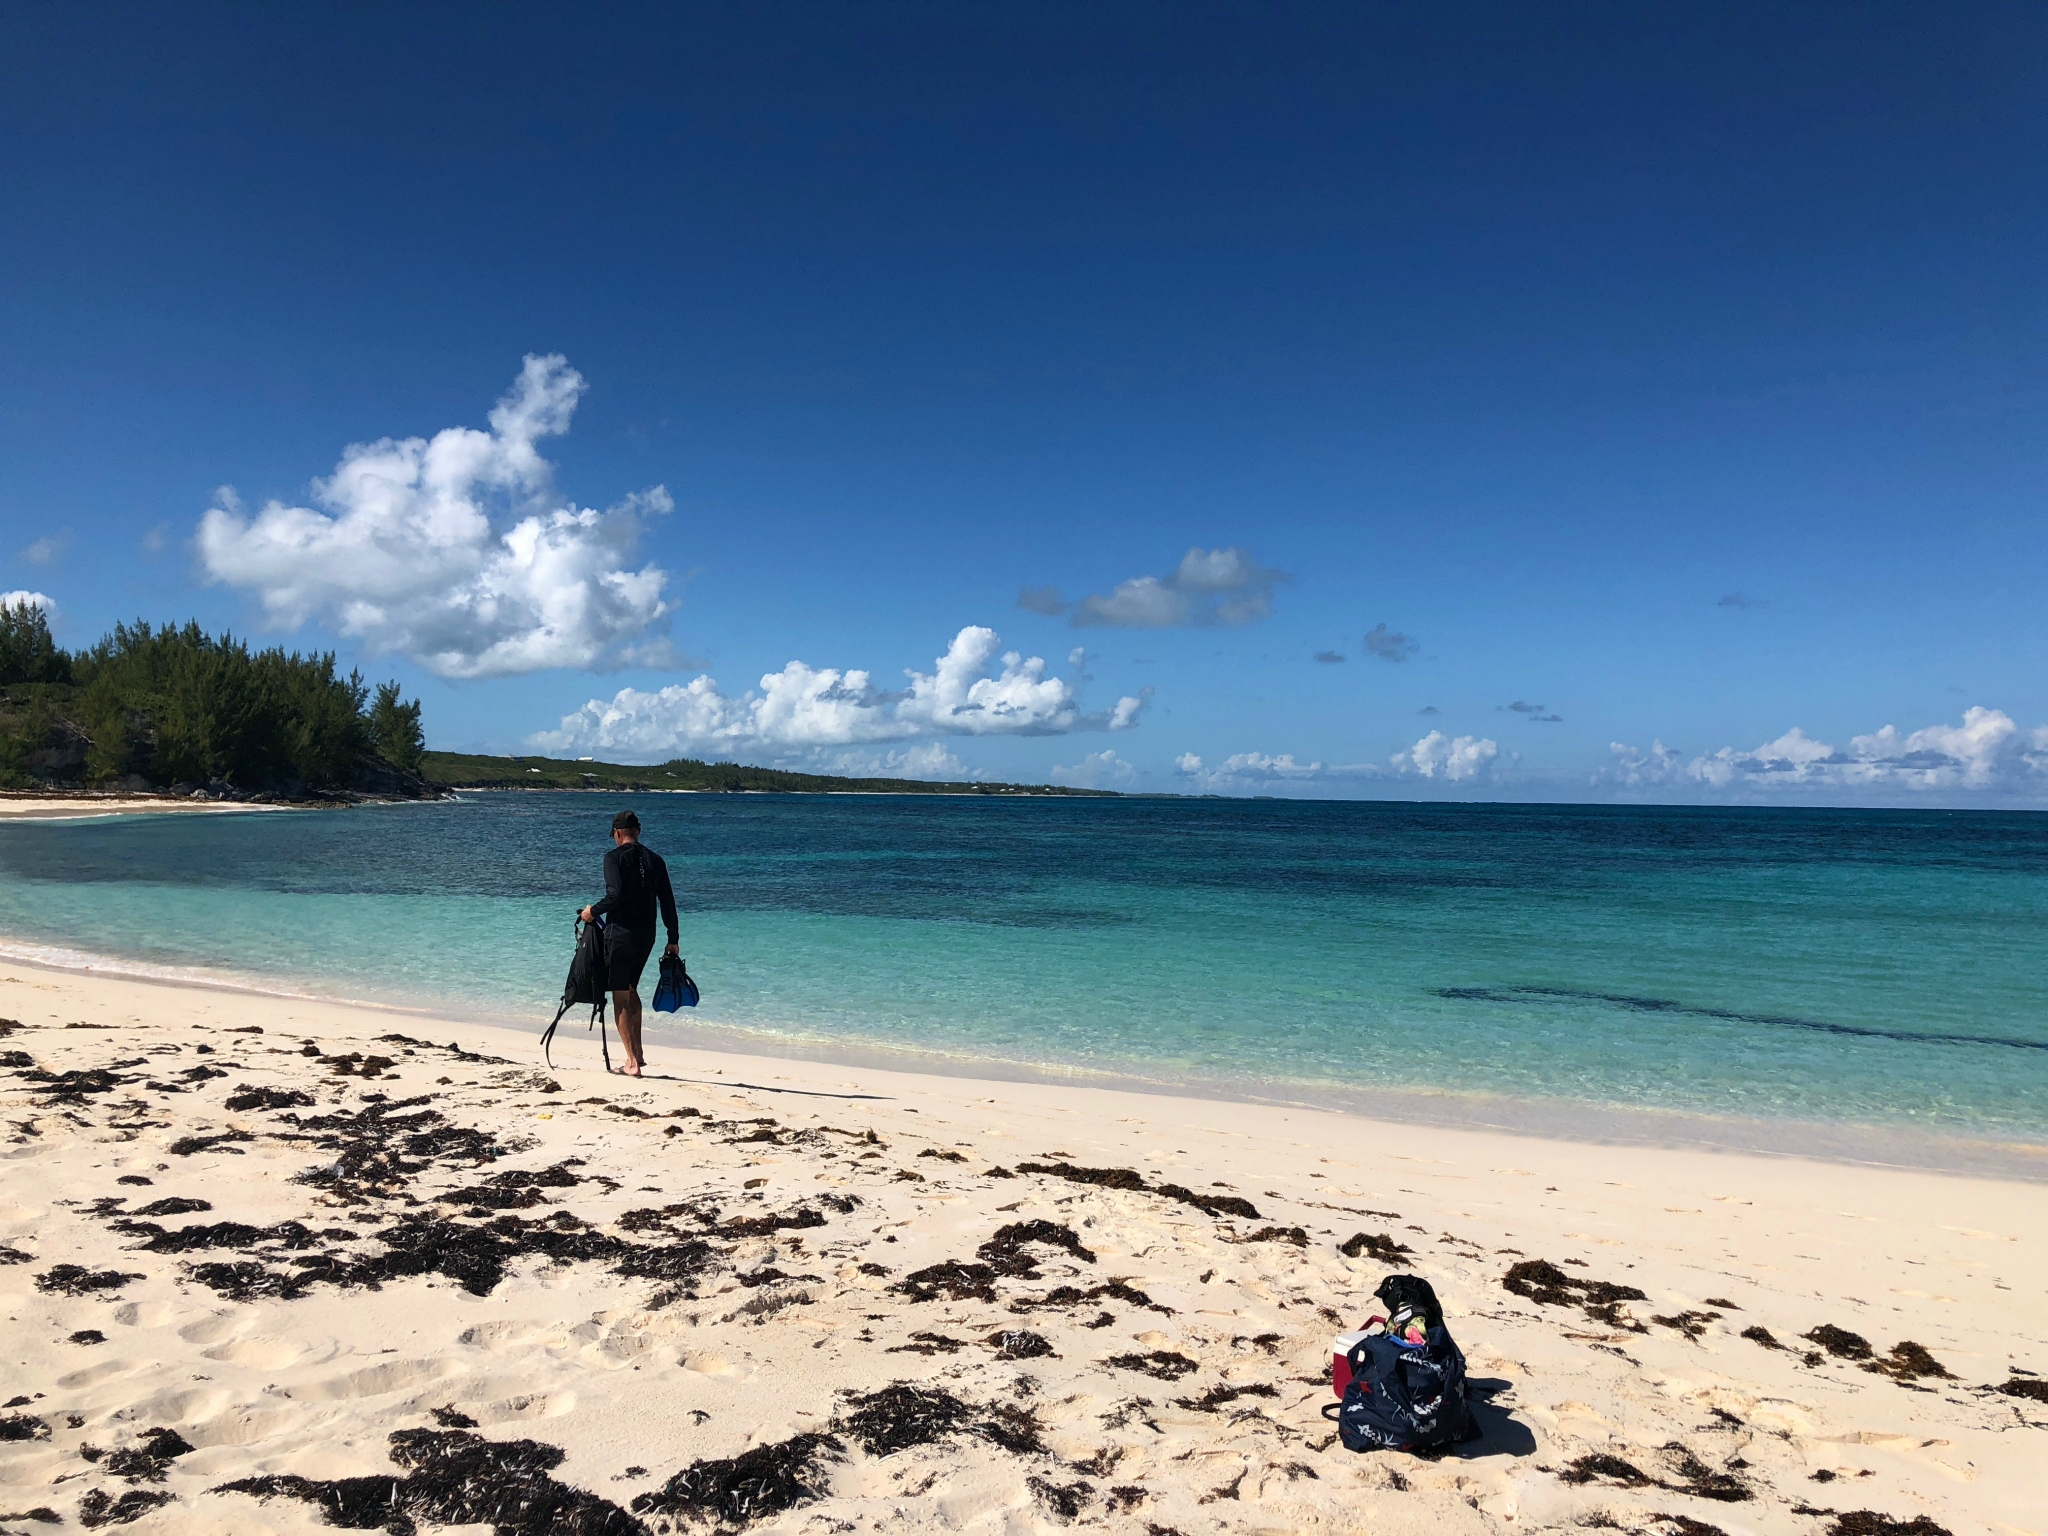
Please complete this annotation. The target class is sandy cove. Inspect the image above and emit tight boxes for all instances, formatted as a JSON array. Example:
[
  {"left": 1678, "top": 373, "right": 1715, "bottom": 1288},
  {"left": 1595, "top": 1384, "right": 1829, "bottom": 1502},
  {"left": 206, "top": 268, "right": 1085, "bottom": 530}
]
[
  {"left": 0, "top": 798, "right": 279, "bottom": 822},
  {"left": 0, "top": 965, "right": 2042, "bottom": 1536}
]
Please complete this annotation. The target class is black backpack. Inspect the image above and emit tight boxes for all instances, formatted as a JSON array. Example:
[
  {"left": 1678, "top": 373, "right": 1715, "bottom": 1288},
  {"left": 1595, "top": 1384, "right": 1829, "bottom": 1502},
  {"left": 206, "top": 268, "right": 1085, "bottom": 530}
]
[
  {"left": 540, "top": 917, "right": 611, "bottom": 1070},
  {"left": 1332, "top": 1274, "right": 1474, "bottom": 1453}
]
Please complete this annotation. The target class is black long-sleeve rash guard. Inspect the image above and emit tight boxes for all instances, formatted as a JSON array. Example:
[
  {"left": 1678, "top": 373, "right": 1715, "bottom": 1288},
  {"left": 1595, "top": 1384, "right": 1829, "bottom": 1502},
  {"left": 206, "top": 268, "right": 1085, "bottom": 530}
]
[{"left": 589, "top": 841, "right": 679, "bottom": 943}]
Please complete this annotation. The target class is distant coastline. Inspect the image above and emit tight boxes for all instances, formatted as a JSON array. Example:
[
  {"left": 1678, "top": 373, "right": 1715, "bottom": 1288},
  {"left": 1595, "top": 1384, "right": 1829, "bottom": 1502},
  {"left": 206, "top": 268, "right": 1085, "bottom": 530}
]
[{"left": 420, "top": 749, "right": 1121, "bottom": 797}]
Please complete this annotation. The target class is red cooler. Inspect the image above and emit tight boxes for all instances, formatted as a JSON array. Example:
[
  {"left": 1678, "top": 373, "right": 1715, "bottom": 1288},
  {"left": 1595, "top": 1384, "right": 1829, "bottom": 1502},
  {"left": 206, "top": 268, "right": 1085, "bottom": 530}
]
[{"left": 1331, "top": 1324, "right": 1378, "bottom": 1397}]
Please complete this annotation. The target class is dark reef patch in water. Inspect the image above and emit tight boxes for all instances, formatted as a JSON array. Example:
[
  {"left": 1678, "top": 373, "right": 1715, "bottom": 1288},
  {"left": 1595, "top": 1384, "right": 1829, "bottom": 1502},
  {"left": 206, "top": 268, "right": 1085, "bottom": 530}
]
[{"left": 1436, "top": 985, "right": 2048, "bottom": 1053}]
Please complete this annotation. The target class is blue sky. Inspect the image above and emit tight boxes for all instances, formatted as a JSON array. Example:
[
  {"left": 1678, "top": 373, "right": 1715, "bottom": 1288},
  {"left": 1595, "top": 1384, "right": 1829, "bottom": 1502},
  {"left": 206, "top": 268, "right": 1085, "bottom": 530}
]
[{"left": 3, "top": 3, "right": 2044, "bottom": 801}]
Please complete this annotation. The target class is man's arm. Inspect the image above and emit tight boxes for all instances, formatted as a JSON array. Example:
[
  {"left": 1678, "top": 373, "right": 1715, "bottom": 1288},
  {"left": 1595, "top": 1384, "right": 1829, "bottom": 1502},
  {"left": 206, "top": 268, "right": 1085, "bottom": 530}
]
[
  {"left": 586, "top": 847, "right": 623, "bottom": 922},
  {"left": 656, "top": 854, "right": 679, "bottom": 953}
]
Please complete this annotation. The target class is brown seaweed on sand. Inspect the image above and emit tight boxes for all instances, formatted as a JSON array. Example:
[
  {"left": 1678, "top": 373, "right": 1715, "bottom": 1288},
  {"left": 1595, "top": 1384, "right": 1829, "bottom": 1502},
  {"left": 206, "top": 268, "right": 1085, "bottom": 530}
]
[
  {"left": 1826, "top": 1516, "right": 1953, "bottom": 1536},
  {"left": 1015, "top": 1161, "right": 1262, "bottom": 1220},
  {"left": 1340, "top": 1231, "right": 1414, "bottom": 1262},
  {"left": 1175, "top": 1382, "right": 1278, "bottom": 1412},
  {"left": 631, "top": 1432, "right": 839, "bottom": 1528},
  {"left": 893, "top": 1259, "right": 999, "bottom": 1303},
  {"left": 1862, "top": 1341, "right": 1953, "bottom": 1381},
  {"left": 634, "top": 1384, "right": 1048, "bottom": 1527},
  {"left": 1027, "top": 1476, "right": 1094, "bottom": 1521},
  {"left": 97, "top": 1427, "right": 193, "bottom": 1483},
  {"left": 219, "top": 1426, "right": 644, "bottom": 1536},
  {"left": 166, "top": 1129, "right": 253, "bottom": 1156},
  {"left": 978, "top": 1219, "right": 1096, "bottom": 1276},
  {"left": 1649, "top": 1308, "right": 1722, "bottom": 1340},
  {"left": 222, "top": 1084, "right": 314, "bottom": 1111},
  {"left": 1234, "top": 1225, "right": 1308, "bottom": 1246},
  {"left": 1556, "top": 1445, "right": 1751, "bottom": 1503},
  {"left": 1803, "top": 1324, "right": 1874, "bottom": 1360},
  {"left": 15, "top": 1061, "right": 145, "bottom": 1104},
  {"left": 78, "top": 1488, "right": 174, "bottom": 1527},
  {"left": 35, "top": 1264, "right": 144, "bottom": 1296},
  {"left": 1105, "top": 1350, "right": 1200, "bottom": 1382},
  {"left": 1558, "top": 1453, "right": 1655, "bottom": 1488},
  {"left": 1503, "top": 1259, "right": 1648, "bottom": 1330},
  {"left": 1017, "top": 1278, "right": 1172, "bottom": 1316},
  {"left": 885, "top": 1331, "right": 966, "bottom": 1355},
  {"left": 987, "top": 1328, "right": 1058, "bottom": 1360}
]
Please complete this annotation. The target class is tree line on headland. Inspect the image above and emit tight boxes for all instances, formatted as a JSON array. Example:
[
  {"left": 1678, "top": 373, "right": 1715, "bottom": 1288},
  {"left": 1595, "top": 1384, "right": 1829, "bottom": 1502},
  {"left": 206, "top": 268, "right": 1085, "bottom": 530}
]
[
  {"left": 0, "top": 599, "right": 426, "bottom": 799},
  {"left": 420, "top": 751, "right": 1114, "bottom": 796},
  {"left": 0, "top": 601, "right": 1117, "bottom": 800}
]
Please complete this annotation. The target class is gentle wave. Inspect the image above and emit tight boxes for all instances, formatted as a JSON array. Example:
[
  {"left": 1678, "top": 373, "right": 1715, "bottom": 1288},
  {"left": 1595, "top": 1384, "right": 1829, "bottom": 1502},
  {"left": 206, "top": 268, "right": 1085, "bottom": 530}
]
[{"left": 0, "top": 934, "right": 319, "bottom": 996}]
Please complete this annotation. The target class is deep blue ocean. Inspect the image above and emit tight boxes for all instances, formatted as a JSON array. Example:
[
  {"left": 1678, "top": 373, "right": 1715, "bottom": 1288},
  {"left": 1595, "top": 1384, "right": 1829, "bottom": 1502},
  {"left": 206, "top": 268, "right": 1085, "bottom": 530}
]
[{"left": 3, "top": 793, "right": 2044, "bottom": 1166}]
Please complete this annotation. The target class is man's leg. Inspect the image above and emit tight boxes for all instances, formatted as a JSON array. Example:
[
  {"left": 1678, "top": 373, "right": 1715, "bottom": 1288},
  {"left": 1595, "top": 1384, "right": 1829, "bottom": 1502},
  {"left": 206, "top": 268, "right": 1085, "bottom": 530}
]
[{"left": 612, "top": 989, "right": 645, "bottom": 1074}]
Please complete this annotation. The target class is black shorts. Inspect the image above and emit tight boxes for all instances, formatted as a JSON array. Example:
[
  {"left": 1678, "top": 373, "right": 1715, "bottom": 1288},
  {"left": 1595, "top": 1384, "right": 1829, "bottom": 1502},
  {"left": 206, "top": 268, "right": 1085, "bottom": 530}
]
[{"left": 603, "top": 925, "right": 656, "bottom": 993}]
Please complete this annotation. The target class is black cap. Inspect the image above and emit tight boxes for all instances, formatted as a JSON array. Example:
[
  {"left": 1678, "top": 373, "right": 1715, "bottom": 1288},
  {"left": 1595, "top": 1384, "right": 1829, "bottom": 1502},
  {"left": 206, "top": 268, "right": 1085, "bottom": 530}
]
[{"left": 611, "top": 810, "right": 640, "bottom": 833}]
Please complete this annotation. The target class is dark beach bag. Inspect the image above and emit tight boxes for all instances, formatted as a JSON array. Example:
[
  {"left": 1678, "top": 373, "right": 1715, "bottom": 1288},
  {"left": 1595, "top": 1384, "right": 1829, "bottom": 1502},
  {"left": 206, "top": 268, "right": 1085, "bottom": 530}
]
[
  {"left": 1334, "top": 1325, "right": 1474, "bottom": 1453},
  {"left": 540, "top": 916, "right": 611, "bottom": 1070},
  {"left": 651, "top": 953, "right": 699, "bottom": 1013}
]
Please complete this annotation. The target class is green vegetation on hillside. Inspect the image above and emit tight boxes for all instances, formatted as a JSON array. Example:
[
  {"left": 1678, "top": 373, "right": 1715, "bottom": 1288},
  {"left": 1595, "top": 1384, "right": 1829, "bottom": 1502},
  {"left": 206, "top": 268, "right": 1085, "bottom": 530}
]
[
  {"left": 0, "top": 601, "right": 1110, "bottom": 800},
  {"left": 0, "top": 601, "right": 427, "bottom": 798},
  {"left": 422, "top": 750, "right": 1117, "bottom": 796}
]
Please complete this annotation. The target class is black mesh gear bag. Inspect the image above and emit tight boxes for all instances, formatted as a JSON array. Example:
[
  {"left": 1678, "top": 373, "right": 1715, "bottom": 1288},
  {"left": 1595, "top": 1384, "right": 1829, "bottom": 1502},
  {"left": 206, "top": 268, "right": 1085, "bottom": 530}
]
[{"left": 540, "top": 916, "right": 611, "bottom": 1070}]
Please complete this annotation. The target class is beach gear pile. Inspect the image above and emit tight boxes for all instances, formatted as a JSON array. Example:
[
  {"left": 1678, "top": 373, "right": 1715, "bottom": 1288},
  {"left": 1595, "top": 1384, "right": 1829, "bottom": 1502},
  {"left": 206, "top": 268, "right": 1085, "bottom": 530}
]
[{"left": 1327, "top": 1274, "right": 1475, "bottom": 1453}]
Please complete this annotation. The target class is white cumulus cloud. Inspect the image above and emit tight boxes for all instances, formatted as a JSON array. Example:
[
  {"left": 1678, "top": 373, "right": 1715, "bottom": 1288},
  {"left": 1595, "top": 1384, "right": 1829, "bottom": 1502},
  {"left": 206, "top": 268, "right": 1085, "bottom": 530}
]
[
  {"left": 1051, "top": 749, "right": 1139, "bottom": 790},
  {"left": 1176, "top": 729, "right": 1500, "bottom": 795},
  {"left": 536, "top": 626, "right": 1147, "bottom": 761},
  {"left": 813, "top": 743, "right": 979, "bottom": 781},
  {"left": 1, "top": 590, "right": 56, "bottom": 618},
  {"left": 1175, "top": 750, "right": 1368, "bottom": 794},
  {"left": 1021, "top": 546, "right": 1290, "bottom": 629},
  {"left": 1606, "top": 738, "right": 1685, "bottom": 787},
  {"left": 1605, "top": 707, "right": 2048, "bottom": 798},
  {"left": 1392, "top": 730, "right": 1500, "bottom": 781},
  {"left": 197, "top": 354, "right": 675, "bottom": 679}
]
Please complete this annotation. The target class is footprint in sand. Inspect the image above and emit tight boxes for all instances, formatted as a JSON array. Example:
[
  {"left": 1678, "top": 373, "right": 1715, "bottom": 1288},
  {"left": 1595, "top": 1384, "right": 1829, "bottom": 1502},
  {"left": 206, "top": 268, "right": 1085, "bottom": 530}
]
[
  {"left": 110, "top": 1300, "right": 178, "bottom": 1329},
  {"left": 57, "top": 1356, "right": 150, "bottom": 1390},
  {"left": 158, "top": 1398, "right": 293, "bottom": 1447},
  {"left": 472, "top": 1389, "right": 577, "bottom": 1419},
  {"left": 590, "top": 1329, "right": 658, "bottom": 1365},
  {"left": 300, "top": 1354, "right": 463, "bottom": 1402},
  {"left": 680, "top": 1351, "right": 745, "bottom": 1378},
  {"left": 201, "top": 1334, "right": 315, "bottom": 1370},
  {"left": 457, "top": 1319, "right": 548, "bottom": 1351},
  {"left": 176, "top": 1312, "right": 241, "bottom": 1346}
]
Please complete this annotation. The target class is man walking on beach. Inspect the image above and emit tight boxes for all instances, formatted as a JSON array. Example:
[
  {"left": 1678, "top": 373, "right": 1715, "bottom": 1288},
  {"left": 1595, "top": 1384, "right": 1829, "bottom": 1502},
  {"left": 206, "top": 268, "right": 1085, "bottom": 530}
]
[{"left": 578, "top": 810, "right": 679, "bottom": 1077}]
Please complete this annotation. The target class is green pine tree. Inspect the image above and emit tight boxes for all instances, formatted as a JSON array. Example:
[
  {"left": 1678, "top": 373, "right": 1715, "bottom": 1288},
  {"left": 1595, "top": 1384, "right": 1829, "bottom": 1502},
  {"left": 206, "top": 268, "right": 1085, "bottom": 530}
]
[{"left": 369, "top": 680, "right": 426, "bottom": 777}]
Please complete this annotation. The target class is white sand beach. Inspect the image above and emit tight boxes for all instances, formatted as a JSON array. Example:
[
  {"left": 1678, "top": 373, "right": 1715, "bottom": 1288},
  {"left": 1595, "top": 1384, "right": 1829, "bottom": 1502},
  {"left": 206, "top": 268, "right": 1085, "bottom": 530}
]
[
  {"left": 1, "top": 963, "right": 2042, "bottom": 1535},
  {"left": 0, "top": 796, "right": 280, "bottom": 822}
]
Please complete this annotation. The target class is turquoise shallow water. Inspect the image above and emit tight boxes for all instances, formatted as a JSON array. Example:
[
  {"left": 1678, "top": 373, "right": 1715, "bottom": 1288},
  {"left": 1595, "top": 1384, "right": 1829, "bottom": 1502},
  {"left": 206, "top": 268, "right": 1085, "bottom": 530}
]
[{"left": 2, "top": 793, "right": 2044, "bottom": 1159}]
